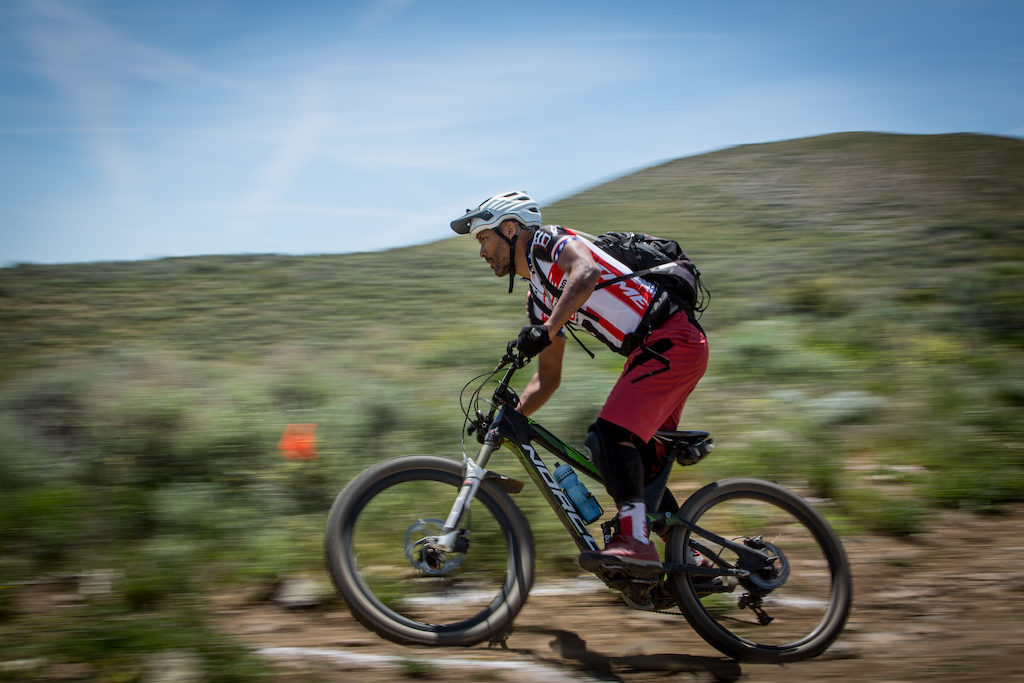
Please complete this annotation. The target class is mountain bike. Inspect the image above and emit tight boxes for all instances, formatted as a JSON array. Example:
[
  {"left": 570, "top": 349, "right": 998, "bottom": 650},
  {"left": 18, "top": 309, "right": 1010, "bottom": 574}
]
[{"left": 324, "top": 342, "right": 852, "bottom": 663}]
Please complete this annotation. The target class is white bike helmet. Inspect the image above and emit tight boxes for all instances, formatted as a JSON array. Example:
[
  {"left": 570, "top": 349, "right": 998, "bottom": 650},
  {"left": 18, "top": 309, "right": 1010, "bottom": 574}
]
[{"left": 450, "top": 190, "right": 542, "bottom": 237}]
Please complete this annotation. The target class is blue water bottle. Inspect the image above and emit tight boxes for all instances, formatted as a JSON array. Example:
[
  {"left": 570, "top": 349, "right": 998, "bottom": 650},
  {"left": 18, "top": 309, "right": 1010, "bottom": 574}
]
[{"left": 553, "top": 463, "right": 603, "bottom": 524}]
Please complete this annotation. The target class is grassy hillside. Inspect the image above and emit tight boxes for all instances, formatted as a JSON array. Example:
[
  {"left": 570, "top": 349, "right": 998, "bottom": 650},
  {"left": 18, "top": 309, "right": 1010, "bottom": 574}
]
[
  {"left": 549, "top": 132, "right": 1024, "bottom": 330},
  {"left": 1, "top": 132, "right": 1022, "bottom": 677},
  {"left": 547, "top": 131, "right": 1024, "bottom": 515}
]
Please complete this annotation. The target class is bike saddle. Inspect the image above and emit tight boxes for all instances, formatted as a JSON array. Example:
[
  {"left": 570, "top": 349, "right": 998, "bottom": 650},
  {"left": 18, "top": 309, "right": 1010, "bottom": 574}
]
[
  {"left": 652, "top": 430, "right": 711, "bottom": 446},
  {"left": 652, "top": 431, "right": 714, "bottom": 467}
]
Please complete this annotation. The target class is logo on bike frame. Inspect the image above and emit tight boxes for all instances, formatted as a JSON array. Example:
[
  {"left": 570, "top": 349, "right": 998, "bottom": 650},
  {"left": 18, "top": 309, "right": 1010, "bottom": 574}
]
[{"left": 524, "top": 444, "right": 600, "bottom": 551}]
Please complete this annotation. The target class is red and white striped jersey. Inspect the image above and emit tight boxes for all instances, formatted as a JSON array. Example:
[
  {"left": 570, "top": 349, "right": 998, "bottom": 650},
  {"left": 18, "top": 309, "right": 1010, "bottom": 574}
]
[{"left": 526, "top": 225, "right": 660, "bottom": 354}]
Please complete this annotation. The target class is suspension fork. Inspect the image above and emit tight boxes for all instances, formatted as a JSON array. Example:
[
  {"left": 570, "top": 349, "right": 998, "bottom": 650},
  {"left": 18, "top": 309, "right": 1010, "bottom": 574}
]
[
  {"left": 429, "top": 434, "right": 501, "bottom": 552},
  {"left": 431, "top": 357, "right": 522, "bottom": 552}
]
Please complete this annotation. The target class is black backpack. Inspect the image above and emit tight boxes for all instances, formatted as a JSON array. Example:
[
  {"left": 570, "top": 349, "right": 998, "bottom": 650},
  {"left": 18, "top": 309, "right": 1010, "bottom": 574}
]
[{"left": 592, "top": 232, "right": 709, "bottom": 316}]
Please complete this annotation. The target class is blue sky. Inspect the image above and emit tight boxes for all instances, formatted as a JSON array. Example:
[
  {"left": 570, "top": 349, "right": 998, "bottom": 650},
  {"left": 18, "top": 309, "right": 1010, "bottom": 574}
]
[{"left": 1, "top": 0, "right": 1021, "bottom": 265}]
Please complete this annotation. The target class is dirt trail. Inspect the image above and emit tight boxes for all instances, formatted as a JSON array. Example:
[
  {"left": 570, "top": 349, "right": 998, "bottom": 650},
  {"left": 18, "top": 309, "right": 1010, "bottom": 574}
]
[{"left": 220, "top": 505, "right": 1024, "bottom": 682}]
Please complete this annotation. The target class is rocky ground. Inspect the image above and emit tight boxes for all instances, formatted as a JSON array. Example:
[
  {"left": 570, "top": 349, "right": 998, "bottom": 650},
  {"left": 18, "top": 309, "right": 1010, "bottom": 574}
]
[{"left": 218, "top": 504, "right": 1024, "bottom": 682}]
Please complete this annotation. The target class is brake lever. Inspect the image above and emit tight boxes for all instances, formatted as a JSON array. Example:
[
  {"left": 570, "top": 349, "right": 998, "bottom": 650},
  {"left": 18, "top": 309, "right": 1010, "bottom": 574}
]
[{"left": 501, "top": 341, "right": 526, "bottom": 369}]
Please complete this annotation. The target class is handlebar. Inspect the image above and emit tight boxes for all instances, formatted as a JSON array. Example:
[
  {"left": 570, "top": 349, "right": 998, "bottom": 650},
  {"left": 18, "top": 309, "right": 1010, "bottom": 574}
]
[
  {"left": 496, "top": 340, "right": 531, "bottom": 400},
  {"left": 501, "top": 340, "right": 530, "bottom": 370},
  {"left": 464, "top": 341, "right": 532, "bottom": 443},
  {"left": 463, "top": 330, "right": 550, "bottom": 445}
]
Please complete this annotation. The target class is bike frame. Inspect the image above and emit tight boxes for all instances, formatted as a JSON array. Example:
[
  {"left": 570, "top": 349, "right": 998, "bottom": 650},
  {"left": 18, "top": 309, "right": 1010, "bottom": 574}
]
[
  {"left": 490, "top": 404, "right": 604, "bottom": 552},
  {"left": 434, "top": 353, "right": 767, "bottom": 576}
]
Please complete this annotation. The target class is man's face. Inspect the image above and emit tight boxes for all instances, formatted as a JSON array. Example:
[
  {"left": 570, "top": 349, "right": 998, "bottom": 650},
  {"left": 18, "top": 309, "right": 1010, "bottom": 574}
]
[{"left": 476, "top": 228, "right": 511, "bottom": 278}]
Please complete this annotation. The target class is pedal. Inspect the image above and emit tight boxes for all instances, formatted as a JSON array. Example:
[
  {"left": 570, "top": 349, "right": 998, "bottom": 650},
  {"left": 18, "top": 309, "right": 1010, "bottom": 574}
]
[{"left": 578, "top": 552, "right": 665, "bottom": 579}]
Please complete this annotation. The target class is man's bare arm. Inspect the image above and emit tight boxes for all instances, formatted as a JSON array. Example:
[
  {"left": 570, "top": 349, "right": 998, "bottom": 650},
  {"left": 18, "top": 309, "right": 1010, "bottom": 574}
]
[
  {"left": 540, "top": 239, "right": 601, "bottom": 341},
  {"left": 518, "top": 335, "right": 565, "bottom": 416}
]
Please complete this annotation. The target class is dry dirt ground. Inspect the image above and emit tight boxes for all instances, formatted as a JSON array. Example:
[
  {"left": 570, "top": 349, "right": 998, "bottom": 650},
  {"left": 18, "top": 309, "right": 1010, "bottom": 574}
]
[{"left": 219, "top": 505, "right": 1024, "bottom": 683}]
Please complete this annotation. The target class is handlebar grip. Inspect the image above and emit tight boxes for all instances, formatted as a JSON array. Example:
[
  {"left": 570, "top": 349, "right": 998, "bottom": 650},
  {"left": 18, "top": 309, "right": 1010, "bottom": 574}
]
[{"left": 525, "top": 327, "right": 545, "bottom": 343}]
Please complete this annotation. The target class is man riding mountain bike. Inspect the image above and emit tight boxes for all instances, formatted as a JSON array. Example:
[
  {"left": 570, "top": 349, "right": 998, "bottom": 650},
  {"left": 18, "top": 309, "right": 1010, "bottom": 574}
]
[{"left": 450, "top": 190, "right": 709, "bottom": 566}]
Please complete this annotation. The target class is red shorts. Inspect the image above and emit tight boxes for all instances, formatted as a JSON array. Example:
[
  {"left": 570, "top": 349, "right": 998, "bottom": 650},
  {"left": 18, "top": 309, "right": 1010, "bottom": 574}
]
[{"left": 597, "top": 311, "right": 709, "bottom": 443}]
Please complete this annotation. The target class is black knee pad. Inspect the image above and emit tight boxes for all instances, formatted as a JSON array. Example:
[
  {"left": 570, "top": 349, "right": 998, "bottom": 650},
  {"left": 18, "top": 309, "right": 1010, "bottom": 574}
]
[
  {"left": 585, "top": 419, "right": 644, "bottom": 504},
  {"left": 585, "top": 419, "right": 632, "bottom": 472},
  {"left": 583, "top": 422, "right": 606, "bottom": 473}
]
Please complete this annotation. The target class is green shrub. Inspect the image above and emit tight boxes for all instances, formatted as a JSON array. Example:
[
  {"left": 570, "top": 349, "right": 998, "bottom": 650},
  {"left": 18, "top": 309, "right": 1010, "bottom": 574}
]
[
  {"left": 809, "top": 391, "right": 885, "bottom": 426},
  {"left": 0, "top": 415, "right": 54, "bottom": 489},
  {"left": 151, "top": 483, "right": 232, "bottom": 536},
  {"left": 713, "top": 319, "right": 848, "bottom": 381},
  {"left": 839, "top": 487, "right": 926, "bottom": 537},
  {"left": 956, "top": 261, "right": 1024, "bottom": 344},
  {"left": 784, "top": 277, "right": 853, "bottom": 318},
  {"left": 924, "top": 457, "right": 1024, "bottom": 511},
  {"left": 85, "top": 389, "right": 193, "bottom": 487},
  {"left": 119, "top": 538, "right": 197, "bottom": 610},
  {"left": 0, "top": 484, "right": 87, "bottom": 564},
  {"left": 22, "top": 602, "right": 270, "bottom": 682}
]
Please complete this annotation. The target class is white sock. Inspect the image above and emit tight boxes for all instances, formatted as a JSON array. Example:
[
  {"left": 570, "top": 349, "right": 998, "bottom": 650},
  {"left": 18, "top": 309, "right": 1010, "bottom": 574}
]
[{"left": 619, "top": 501, "right": 649, "bottom": 544}]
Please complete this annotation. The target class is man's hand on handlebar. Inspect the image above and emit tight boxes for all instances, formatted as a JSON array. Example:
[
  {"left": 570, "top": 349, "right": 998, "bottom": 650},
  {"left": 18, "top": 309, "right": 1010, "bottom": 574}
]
[{"left": 514, "top": 324, "right": 552, "bottom": 358}]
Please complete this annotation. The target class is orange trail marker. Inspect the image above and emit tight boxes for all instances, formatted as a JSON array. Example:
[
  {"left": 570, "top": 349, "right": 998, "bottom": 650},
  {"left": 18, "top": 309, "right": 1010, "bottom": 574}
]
[{"left": 278, "top": 423, "right": 318, "bottom": 460}]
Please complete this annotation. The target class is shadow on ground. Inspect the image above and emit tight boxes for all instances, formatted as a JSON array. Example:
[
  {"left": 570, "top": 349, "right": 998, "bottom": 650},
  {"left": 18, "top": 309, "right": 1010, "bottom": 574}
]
[{"left": 517, "top": 626, "right": 742, "bottom": 682}]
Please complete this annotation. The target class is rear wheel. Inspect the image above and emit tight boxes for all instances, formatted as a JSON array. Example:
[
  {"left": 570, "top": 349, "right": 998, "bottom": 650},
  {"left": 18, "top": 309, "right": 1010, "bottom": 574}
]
[
  {"left": 666, "top": 478, "right": 851, "bottom": 663},
  {"left": 324, "top": 455, "right": 534, "bottom": 646}
]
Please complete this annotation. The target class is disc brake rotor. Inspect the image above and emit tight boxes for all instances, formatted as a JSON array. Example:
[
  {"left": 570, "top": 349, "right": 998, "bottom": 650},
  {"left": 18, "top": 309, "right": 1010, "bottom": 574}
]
[
  {"left": 743, "top": 540, "right": 790, "bottom": 593},
  {"left": 403, "top": 518, "right": 465, "bottom": 576}
]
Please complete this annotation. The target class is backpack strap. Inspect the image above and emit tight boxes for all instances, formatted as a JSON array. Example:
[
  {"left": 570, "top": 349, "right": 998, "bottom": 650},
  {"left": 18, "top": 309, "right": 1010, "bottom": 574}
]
[
  {"left": 527, "top": 291, "right": 596, "bottom": 358},
  {"left": 593, "top": 260, "right": 690, "bottom": 291},
  {"left": 527, "top": 226, "right": 570, "bottom": 299}
]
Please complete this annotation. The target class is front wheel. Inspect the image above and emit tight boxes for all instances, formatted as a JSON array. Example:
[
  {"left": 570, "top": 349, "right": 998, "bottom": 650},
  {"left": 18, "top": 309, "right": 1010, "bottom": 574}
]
[
  {"left": 324, "top": 455, "right": 534, "bottom": 646},
  {"left": 666, "top": 478, "right": 852, "bottom": 663}
]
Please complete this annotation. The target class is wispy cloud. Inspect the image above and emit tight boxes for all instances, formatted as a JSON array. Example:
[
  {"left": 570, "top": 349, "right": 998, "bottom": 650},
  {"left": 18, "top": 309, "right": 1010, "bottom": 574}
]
[
  {"left": 233, "top": 77, "right": 338, "bottom": 232},
  {"left": 15, "top": 0, "right": 234, "bottom": 207},
  {"left": 359, "top": 0, "right": 417, "bottom": 29}
]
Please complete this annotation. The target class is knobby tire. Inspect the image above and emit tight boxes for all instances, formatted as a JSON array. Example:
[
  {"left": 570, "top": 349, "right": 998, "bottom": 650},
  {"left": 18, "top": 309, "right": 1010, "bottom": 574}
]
[
  {"left": 324, "top": 455, "right": 535, "bottom": 647},
  {"left": 666, "top": 478, "right": 852, "bottom": 663}
]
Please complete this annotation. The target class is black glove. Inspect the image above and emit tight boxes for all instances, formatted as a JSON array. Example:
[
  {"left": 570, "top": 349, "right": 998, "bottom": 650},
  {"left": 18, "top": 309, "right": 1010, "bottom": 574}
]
[{"left": 515, "top": 325, "right": 552, "bottom": 357}]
